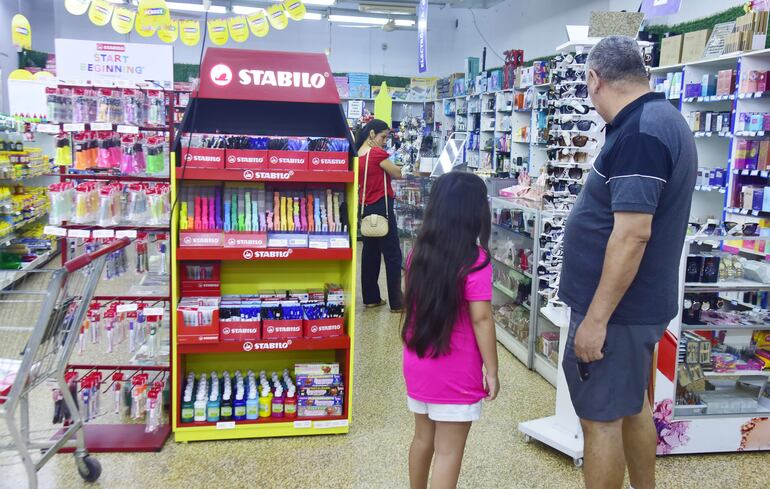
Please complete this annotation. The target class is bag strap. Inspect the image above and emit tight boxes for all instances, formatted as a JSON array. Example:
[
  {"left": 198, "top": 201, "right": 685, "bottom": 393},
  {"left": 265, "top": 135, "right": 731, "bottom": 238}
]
[{"left": 360, "top": 149, "right": 389, "bottom": 219}]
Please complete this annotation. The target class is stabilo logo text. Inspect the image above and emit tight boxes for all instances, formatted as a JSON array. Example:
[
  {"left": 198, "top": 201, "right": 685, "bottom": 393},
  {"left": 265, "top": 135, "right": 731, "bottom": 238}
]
[{"left": 238, "top": 70, "right": 327, "bottom": 88}]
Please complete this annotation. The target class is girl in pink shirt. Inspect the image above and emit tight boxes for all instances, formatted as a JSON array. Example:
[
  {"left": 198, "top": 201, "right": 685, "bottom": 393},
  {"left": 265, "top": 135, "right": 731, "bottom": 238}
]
[{"left": 402, "top": 172, "right": 499, "bottom": 489}]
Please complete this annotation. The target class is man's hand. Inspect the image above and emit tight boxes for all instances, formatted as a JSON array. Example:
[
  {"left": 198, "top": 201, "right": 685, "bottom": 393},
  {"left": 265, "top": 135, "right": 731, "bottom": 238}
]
[{"left": 574, "top": 318, "right": 607, "bottom": 363}]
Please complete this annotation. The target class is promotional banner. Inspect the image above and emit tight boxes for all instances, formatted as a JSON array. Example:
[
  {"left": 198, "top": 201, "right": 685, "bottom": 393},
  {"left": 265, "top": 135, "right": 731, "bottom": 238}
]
[
  {"left": 180, "top": 19, "right": 201, "bottom": 46},
  {"left": 207, "top": 18, "right": 229, "bottom": 45},
  {"left": 12, "top": 14, "right": 32, "bottom": 51},
  {"left": 228, "top": 16, "right": 250, "bottom": 43},
  {"left": 267, "top": 4, "right": 289, "bottom": 30},
  {"left": 111, "top": 7, "right": 136, "bottom": 34},
  {"left": 65, "top": 0, "right": 91, "bottom": 16},
  {"left": 55, "top": 38, "right": 174, "bottom": 88},
  {"left": 88, "top": 0, "right": 114, "bottom": 26},
  {"left": 135, "top": 15, "right": 156, "bottom": 37},
  {"left": 137, "top": 0, "right": 170, "bottom": 28},
  {"left": 248, "top": 11, "right": 270, "bottom": 37},
  {"left": 641, "top": 0, "right": 682, "bottom": 18},
  {"left": 284, "top": 0, "right": 307, "bottom": 21},
  {"left": 417, "top": 0, "right": 428, "bottom": 73},
  {"left": 157, "top": 19, "right": 179, "bottom": 43}
]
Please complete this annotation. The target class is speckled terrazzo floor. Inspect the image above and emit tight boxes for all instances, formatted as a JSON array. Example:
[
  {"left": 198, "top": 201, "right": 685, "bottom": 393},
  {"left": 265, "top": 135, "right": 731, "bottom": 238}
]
[{"left": 1, "top": 257, "right": 768, "bottom": 488}]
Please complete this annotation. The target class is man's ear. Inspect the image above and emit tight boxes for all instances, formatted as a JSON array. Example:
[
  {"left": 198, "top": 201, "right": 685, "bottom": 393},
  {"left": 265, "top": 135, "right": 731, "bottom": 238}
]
[{"left": 587, "top": 69, "right": 601, "bottom": 94}]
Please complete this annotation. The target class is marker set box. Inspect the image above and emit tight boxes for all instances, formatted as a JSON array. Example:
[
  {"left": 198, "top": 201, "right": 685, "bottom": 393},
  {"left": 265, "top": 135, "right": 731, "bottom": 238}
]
[
  {"left": 177, "top": 297, "right": 221, "bottom": 344},
  {"left": 179, "top": 133, "right": 350, "bottom": 172},
  {"left": 181, "top": 262, "right": 221, "bottom": 296},
  {"left": 178, "top": 183, "right": 350, "bottom": 249}
]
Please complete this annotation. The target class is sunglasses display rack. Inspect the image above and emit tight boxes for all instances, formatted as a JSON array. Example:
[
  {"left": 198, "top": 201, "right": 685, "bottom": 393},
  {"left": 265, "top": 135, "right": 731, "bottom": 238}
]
[
  {"left": 393, "top": 176, "right": 432, "bottom": 268},
  {"left": 170, "top": 49, "right": 356, "bottom": 444}
]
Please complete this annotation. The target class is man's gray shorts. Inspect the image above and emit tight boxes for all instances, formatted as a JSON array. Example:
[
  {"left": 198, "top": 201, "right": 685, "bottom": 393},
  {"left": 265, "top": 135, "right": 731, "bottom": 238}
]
[{"left": 563, "top": 310, "right": 668, "bottom": 422}]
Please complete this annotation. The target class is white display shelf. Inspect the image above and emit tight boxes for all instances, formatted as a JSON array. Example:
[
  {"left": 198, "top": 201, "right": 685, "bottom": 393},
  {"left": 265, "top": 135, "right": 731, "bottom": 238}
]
[
  {"left": 733, "top": 168, "right": 770, "bottom": 177},
  {"left": 682, "top": 94, "right": 735, "bottom": 103},
  {"left": 534, "top": 351, "right": 558, "bottom": 386},
  {"left": 540, "top": 305, "right": 569, "bottom": 329},
  {"left": 681, "top": 322, "right": 769, "bottom": 331},
  {"left": 0, "top": 250, "right": 57, "bottom": 290},
  {"left": 555, "top": 38, "right": 651, "bottom": 53},
  {"left": 704, "top": 370, "right": 770, "bottom": 378},
  {"left": 694, "top": 185, "right": 726, "bottom": 193},
  {"left": 495, "top": 323, "right": 529, "bottom": 366},
  {"left": 684, "top": 278, "right": 770, "bottom": 291}
]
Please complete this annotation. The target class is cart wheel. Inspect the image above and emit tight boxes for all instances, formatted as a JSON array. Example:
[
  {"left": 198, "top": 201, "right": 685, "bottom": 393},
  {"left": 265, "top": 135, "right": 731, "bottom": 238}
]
[
  {"left": 523, "top": 434, "right": 532, "bottom": 443},
  {"left": 573, "top": 457, "right": 584, "bottom": 468},
  {"left": 76, "top": 456, "right": 102, "bottom": 482}
]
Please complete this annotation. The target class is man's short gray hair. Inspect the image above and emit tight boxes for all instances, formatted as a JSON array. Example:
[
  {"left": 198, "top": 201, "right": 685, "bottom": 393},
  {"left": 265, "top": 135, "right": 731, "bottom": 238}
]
[{"left": 587, "top": 35, "right": 648, "bottom": 84}]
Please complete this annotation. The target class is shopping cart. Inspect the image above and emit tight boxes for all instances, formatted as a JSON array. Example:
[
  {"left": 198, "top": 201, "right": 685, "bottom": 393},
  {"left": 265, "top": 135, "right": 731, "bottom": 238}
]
[{"left": 0, "top": 238, "right": 131, "bottom": 488}]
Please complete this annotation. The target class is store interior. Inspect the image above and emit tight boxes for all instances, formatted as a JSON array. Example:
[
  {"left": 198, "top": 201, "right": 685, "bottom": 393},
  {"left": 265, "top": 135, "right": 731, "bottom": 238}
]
[{"left": 0, "top": 0, "right": 769, "bottom": 487}]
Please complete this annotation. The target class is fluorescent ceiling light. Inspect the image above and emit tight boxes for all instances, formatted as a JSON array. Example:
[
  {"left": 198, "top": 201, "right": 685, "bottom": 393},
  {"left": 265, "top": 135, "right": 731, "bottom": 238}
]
[
  {"left": 232, "top": 5, "right": 261, "bottom": 14},
  {"left": 329, "top": 14, "right": 387, "bottom": 25},
  {"left": 394, "top": 18, "right": 415, "bottom": 26},
  {"left": 105, "top": 0, "right": 126, "bottom": 4},
  {"left": 305, "top": 12, "right": 323, "bottom": 20},
  {"left": 304, "top": 0, "right": 336, "bottom": 5},
  {"left": 166, "top": 2, "right": 227, "bottom": 13}
]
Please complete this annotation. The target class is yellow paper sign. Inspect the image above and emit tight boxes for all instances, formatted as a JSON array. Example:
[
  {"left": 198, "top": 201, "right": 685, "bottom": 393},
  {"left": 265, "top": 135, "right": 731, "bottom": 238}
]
[
  {"left": 267, "top": 4, "right": 289, "bottom": 30},
  {"left": 8, "top": 69, "right": 34, "bottom": 81},
  {"left": 11, "top": 14, "right": 31, "bottom": 50},
  {"left": 33, "top": 71, "right": 54, "bottom": 80},
  {"left": 137, "top": 0, "right": 170, "bottom": 29},
  {"left": 207, "top": 18, "right": 229, "bottom": 46},
  {"left": 134, "top": 14, "right": 156, "bottom": 37},
  {"left": 228, "top": 16, "right": 250, "bottom": 43},
  {"left": 374, "top": 82, "right": 393, "bottom": 126},
  {"left": 64, "top": 0, "right": 91, "bottom": 16},
  {"left": 179, "top": 19, "right": 201, "bottom": 46},
  {"left": 111, "top": 7, "right": 136, "bottom": 34},
  {"left": 157, "top": 19, "right": 179, "bottom": 43},
  {"left": 283, "top": 0, "right": 307, "bottom": 21},
  {"left": 88, "top": 0, "right": 114, "bottom": 26},
  {"left": 247, "top": 10, "right": 270, "bottom": 37}
]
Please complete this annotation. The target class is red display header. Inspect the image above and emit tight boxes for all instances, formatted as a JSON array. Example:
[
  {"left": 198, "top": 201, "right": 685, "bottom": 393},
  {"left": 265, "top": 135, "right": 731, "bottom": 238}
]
[{"left": 196, "top": 48, "right": 340, "bottom": 104}]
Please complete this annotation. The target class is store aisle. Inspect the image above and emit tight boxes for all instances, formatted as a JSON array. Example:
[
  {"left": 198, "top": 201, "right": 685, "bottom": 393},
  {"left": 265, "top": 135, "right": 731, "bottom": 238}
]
[{"left": 3, "top": 265, "right": 768, "bottom": 489}]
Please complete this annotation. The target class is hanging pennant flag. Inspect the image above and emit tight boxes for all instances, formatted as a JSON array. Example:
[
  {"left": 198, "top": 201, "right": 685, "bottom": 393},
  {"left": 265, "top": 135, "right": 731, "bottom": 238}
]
[
  {"left": 137, "top": 0, "right": 170, "bottom": 28},
  {"left": 247, "top": 10, "right": 270, "bottom": 37},
  {"left": 374, "top": 82, "right": 393, "bottom": 126},
  {"left": 88, "top": 0, "right": 114, "bottom": 26},
  {"left": 111, "top": 7, "right": 136, "bottom": 34},
  {"left": 417, "top": 0, "right": 428, "bottom": 73},
  {"left": 266, "top": 4, "right": 289, "bottom": 30},
  {"left": 283, "top": 0, "right": 307, "bottom": 21},
  {"left": 207, "top": 18, "right": 229, "bottom": 45},
  {"left": 11, "top": 14, "right": 32, "bottom": 50},
  {"left": 157, "top": 19, "right": 179, "bottom": 43},
  {"left": 64, "top": 0, "right": 91, "bottom": 16},
  {"left": 135, "top": 13, "right": 156, "bottom": 37},
  {"left": 228, "top": 16, "right": 249, "bottom": 43},
  {"left": 179, "top": 19, "right": 201, "bottom": 46}
]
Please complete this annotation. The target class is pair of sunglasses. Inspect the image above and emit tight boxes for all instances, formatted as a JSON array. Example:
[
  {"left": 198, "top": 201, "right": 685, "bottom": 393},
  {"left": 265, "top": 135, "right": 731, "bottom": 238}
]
[
  {"left": 558, "top": 84, "right": 588, "bottom": 99},
  {"left": 547, "top": 166, "right": 584, "bottom": 180},
  {"left": 554, "top": 53, "right": 588, "bottom": 65},
  {"left": 557, "top": 120, "right": 597, "bottom": 131},
  {"left": 543, "top": 219, "right": 566, "bottom": 234},
  {"left": 556, "top": 103, "right": 592, "bottom": 115},
  {"left": 547, "top": 149, "right": 590, "bottom": 163},
  {"left": 552, "top": 69, "right": 585, "bottom": 83},
  {"left": 549, "top": 135, "right": 596, "bottom": 148},
  {"left": 548, "top": 181, "right": 583, "bottom": 195}
]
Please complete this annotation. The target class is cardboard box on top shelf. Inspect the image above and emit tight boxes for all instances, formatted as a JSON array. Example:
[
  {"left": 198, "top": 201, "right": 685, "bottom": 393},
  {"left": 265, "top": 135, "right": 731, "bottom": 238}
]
[
  {"left": 681, "top": 29, "right": 711, "bottom": 63},
  {"left": 659, "top": 34, "right": 683, "bottom": 66}
]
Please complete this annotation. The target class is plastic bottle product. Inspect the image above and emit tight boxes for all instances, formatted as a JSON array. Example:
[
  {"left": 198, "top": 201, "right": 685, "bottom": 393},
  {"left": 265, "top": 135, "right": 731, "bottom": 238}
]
[
  {"left": 193, "top": 392, "right": 207, "bottom": 422},
  {"left": 246, "top": 388, "right": 259, "bottom": 420},
  {"left": 181, "top": 388, "right": 195, "bottom": 423},
  {"left": 234, "top": 386, "right": 247, "bottom": 421},
  {"left": 284, "top": 386, "right": 297, "bottom": 419},
  {"left": 220, "top": 390, "right": 233, "bottom": 421},
  {"left": 206, "top": 388, "right": 220, "bottom": 423},
  {"left": 258, "top": 386, "right": 272, "bottom": 418},
  {"left": 272, "top": 386, "right": 285, "bottom": 418}
]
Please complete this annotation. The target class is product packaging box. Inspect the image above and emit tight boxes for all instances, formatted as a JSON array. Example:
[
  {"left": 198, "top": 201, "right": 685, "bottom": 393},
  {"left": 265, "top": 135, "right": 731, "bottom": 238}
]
[
  {"left": 685, "top": 83, "right": 702, "bottom": 98},
  {"left": 308, "top": 152, "right": 349, "bottom": 172},
  {"left": 295, "top": 363, "right": 340, "bottom": 375},
  {"left": 176, "top": 309, "right": 220, "bottom": 344},
  {"left": 261, "top": 319, "right": 303, "bottom": 340},
  {"left": 681, "top": 29, "right": 711, "bottom": 63},
  {"left": 759, "top": 141, "right": 770, "bottom": 170},
  {"left": 180, "top": 262, "right": 221, "bottom": 296},
  {"left": 298, "top": 386, "right": 344, "bottom": 397},
  {"left": 267, "top": 150, "right": 309, "bottom": 172},
  {"left": 303, "top": 317, "right": 344, "bottom": 339},
  {"left": 225, "top": 149, "right": 269, "bottom": 170},
  {"left": 660, "top": 35, "right": 683, "bottom": 66},
  {"left": 223, "top": 232, "right": 267, "bottom": 249},
  {"left": 741, "top": 70, "right": 760, "bottom": 93},
  {"left": 704, "top": 112, "right": 713, "bottom": 132},
  {"left": 297, "top": 403, "right": 343, "bottom": 418},
  {"left": 219, "top": 320, "right": 261, "bottom": 342},
  {"left": 717, "top": 69, "right": 736, "bottom": 95},
  {"left": 762, "top": 187, "right": 770, "bottom": 212},
  {"left": 295, "top": 374, "right": 343, "bottom": 387},
  {"left": 701, "top": 74, "right": 717, "bottom": 97},
  {"left": 180, "top": 146, "right": 225, "bottom": 169},
  {"left": 758, "top": 71, "right": 769, "bottom": 93},
  {"left": 750, "top": 114, "right": 764, "bottom": 132},
  {"left": 298, "top": 396, "right": 344, "bottom": 407},
  {"left": 754, "top": 187, "right": 766, "bottom": 210}
]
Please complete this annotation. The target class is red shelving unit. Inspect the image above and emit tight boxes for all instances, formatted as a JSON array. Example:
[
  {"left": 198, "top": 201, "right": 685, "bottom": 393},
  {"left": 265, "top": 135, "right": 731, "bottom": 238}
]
[
  {"left": 178, "top": 335, "right": 350, "bottom": 354},
  {"left": 175, "top": 168, "right": 354, "bottom": 183},
  {"left": 176, "top": 247, "right": 352, "bottom": 261}
]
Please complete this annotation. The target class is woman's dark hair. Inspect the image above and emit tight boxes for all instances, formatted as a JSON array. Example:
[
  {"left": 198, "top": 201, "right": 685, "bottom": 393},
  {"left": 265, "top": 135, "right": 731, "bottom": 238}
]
[
  {"left": 401, "top": 172, "right": 491, "bottom": 358},
  {"left": 354, "top": 119, "right": 390, "bottom": 151}
]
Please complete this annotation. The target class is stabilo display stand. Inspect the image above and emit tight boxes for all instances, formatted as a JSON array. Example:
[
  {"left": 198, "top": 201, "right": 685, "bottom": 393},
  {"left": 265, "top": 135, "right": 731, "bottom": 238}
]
[
  {"left": 171, "top": 48, "right": 357, "bottom": 442},
  {"left": 518, "top": 306, "right": 584, "bottom": 467}
]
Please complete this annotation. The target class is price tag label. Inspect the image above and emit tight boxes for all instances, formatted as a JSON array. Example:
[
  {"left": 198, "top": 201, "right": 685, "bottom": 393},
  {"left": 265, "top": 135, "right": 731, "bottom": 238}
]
[
  {"left": 330, "top": 238, "right": 350, "bottom": 249},
  {"left": 116, "top": 303, "right": 139, "bottom": 313},
  {"left": 90, "top": 122, "right": 112, "bottom": 131},
  {"left": 762, "top": 171, "right": 769, "bottom": 177},
  {"left": 741, "top": 209, "right": 750, "bottom": 215},
  {"left": 314, "top": 419, "right": 349, "bottom": 429},
  {"left": 117, "top": 125, "right": 140, "bottom": 134},
  {"left": 294, "top": 420, "right": 312, "bottom": 429},
  {"left": 705, "top": 132, "right": 713, "bottom": 137},
  {"left": 760, "top": 131, "right": 766, "bottom": 137},
  {"left": 309, "top": 241, "right": 329, "bottom": 250},
  {"left": 719, "top": 188, "right": 726, "bottom": 193},
  {"left": 752, "top": 170, "right": 760, "bottom": 176},
  {"left": 216, "top": 421, "right": 236, "bottom": 430},
  {"left": 270, "top": 238, "right": 288, "bottom": 247},
  {"left": 37, "top": 123, "right": 60, "bottom": 133},
  {"left": 144, "top": 307, "right": 165, "bottom": 316},
  {"left": 63, "top": 123, "right": 86, "bottom": 132},
  {"left": 92, "top": 229, "right": 115, "bottom": 239},
  {"left": 115, "top": 229, "right": 138, "bottom": 238},
  {"left": 739, "top": 93, "right": 748, "bottom": 99},
  {"left": 43, "top": 225, "right": 67, "bottom": 236},
  {"left": 67, "top": 229, "right": 91, "bottom": 238}
]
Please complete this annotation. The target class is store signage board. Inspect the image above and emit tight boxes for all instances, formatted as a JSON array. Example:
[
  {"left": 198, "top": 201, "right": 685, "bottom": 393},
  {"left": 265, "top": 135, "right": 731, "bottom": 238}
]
[
  {"left": 195, "top": 48, "right": 340, "bottom": 104},
  {"left": 417, "top": 0, "right": 428, "bottom": 73},
  {"left": 347, "top": 100, "right": 363, "bottom": 119},
  {"left": 54, "top": 39, "right": 173, "bottom": 89}
]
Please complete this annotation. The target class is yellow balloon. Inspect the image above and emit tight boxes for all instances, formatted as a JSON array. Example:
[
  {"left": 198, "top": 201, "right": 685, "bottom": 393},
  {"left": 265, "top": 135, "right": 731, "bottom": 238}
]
[
  {"left": 8, "top": 69, "right": 34, "bottom": 80},
  {"left": 247, "top": 10, "right": 270, "bottom": 38},
  {"left": 228, "top": 16, "right": 250, "bottom": 43},
  {"left": 179, "top": 19, "right": 201, "bottom": 46},
  {"left": 111, "top": 7, "right": 136, "bottom": 35},
  {"left": 11, "top": 14, "right": 32, "bottom": 50},
  {"left": 64, "top": 0, "right": 91, "bottom": 16},
  {"left": 88, "top": 0, "right": 114, "bottom": 26},
  {"left": 283, "top": 0, "right": 307, "bottom": 21},
  {"left": 267, "top": 4, "right": 289, "bottom": 30},
  {"left": 207, "top": 18, "right": 229, "bottom": 46},
  {"left": 137, "top": 0, "right": 170, "bottom": 29},
  {"left": 33, "top": 71, "right": 54, "bottom": 79},
  {"left": 135, "top": 14, "right": 156, "bottom": 37},
  {"left": 157, "top": 19, "right": 179, "bottom": 43}
]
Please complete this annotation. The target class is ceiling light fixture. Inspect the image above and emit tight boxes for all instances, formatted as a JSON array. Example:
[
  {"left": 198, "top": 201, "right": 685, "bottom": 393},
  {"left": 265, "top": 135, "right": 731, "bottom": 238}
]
[
  {"left": 166, "top": 2, "right": 227, "bottom": 14},
  {"left": 302, "top": 0, "right": 336, "bottom": 6},
  {"left": 232, "top": 5, "right": 261, "bottom": 14}
]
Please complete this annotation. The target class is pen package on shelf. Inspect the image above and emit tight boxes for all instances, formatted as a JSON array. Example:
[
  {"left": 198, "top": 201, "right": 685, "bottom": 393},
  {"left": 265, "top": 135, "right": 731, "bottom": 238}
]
[
  {"left": 177, "top": 297, "right": 221, "bottom": 344},
  {"left": 179, "top": 133, "right": 226, "bottom": 169},
  {"left": 181, "top": 262, "right": 221, "bottom": 296},
  {"left": 223, "top": 183, "right": 268, "bottom": 248}
]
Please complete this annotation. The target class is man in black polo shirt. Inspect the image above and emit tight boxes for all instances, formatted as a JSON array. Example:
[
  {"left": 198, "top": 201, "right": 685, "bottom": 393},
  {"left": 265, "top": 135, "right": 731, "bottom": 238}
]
[{"left": 559, "top": 36, "right": 696, "bottom": 489}]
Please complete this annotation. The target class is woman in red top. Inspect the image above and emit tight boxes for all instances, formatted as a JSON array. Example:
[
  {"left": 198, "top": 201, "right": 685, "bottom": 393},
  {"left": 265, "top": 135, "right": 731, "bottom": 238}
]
[{"left": 356, "top": 119, "right": 404, "bottom": 312}]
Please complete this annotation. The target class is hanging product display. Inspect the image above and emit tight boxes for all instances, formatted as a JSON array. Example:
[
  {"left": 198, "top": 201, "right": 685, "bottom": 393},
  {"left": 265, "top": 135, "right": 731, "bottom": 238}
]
[
  {"left": 267, "top": 4, "right": 289, "bottom": 30},
  {"left": 111, "top": 7, "right": 136, "bottom": 34},
  {"left": 207, "top": 18, "right": 229, "bottom": 46},
  {"left": 11, "top": 14, "right": 32, "bottom": 51},
  {"left": 65, "top": 0, "right": 91, "bottom": 15},
  {"left": 179, "top": 19, "right": 201, "bottom": 46},
  {"left": 136, "top": 0, "right": 170, "bottom": 29},
  {"left": 88, "top": 0, "right": 114, "bottom": 26},
  {"left": 157, "top": 19, "right": 179, "bottom": 43},
  {"left": 248, "top": 10, "right": 270, "bottom": 37},
  {"left": 228, "top": 16, "right": 250, "bottom": 43}
]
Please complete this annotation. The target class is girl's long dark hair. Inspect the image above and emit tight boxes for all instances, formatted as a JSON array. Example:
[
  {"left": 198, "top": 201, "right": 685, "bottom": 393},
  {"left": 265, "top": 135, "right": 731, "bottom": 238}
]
[
  {"left": 401, "top": 172, "right": 491, "bottom": 358},
  {"left": 354, "top": 119, "right": 390, "bottom": 151}
]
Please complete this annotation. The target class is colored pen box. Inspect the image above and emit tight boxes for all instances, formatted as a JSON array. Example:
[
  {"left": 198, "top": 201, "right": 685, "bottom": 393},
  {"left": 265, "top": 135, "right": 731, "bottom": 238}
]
[
  {"left": 303, "top": 317, "right": 344, "bottom": 339},
  {"left": 181, "top": 262, "right": 221, "bottom": 296},
  {"left": 295, "top": 374, "right": 343, "bottom": 387},
  {"left": 308, "top": 151, "right": 349, "bottom": 172},
  {"left": 219, "top": 320, "right": 261, "bottom": 342},
  {"left": 268, "top": 151, "right": 309, "bottom": 171},
  {"left": 268, "top": 232, "right": 308, "bottom": 248},
  {"left": 297, "top": 405, "right": 343, "bottom": 417},
  {"left": 295, "top": 363, "right": 341, "bottom": 375},
  {"left": 261, "top": 319, "right": 303, "bottom": 340},
  {"left": 298, "top": 386, "right": 344, "bottom": 397},
  {"left": 179, "top": 231, "right": 224, "bottom": 247},
  {"left": 224, "top": 231, "right": 267, "bottom": 249},
  {"left": 177, "top": 310, "right": 220, "bottom": 344},
  {"left": 180, "top": 146, "right": 225, "bottom": 169},
  {"left": 298, "top": 396, "right": 344, "bottom": 407},
  {"left": 308, "top": 233, "right": 350, "bottom": 250},
  {"left": 225, "top": 149, "right": 268, "bottom": 170}
]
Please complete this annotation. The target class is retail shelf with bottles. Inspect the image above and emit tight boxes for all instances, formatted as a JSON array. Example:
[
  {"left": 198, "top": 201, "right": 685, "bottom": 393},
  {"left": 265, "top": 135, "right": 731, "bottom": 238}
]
[{"left": 171, "top": 48, "right": 357, "bottom": 443}]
